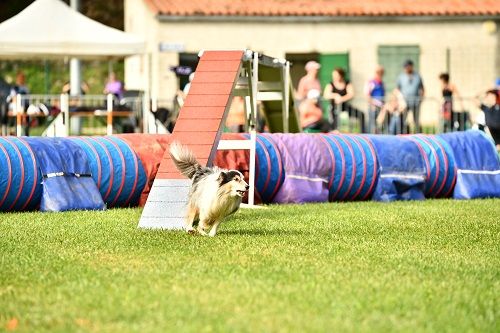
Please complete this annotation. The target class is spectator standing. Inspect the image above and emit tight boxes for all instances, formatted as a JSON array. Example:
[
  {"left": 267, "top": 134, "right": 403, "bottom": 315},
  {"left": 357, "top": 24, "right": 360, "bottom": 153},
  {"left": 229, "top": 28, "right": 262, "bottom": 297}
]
[
  {"left": 478, "top": 89, "right": 500, "bottom": 150},
  {"left": 395, "top": 60, "right": 424, "bottom": 133},
  {"left": 296, "top": 61, "right": 321, "bottom": 102},
  {"left": 323, "top": 68, "right": 365, "bottom": 132},
  {"left": 7, "top": 71, "right": 29, "bottom": 112},
  {"left": 439, "top": 73, "right": 464, "bottom": 132},
  {"left": 365, "top": 65, "right": 385, "bottom": 133},
  {"left": 103, "top": 72, "right": 124, "bottom": 100}
]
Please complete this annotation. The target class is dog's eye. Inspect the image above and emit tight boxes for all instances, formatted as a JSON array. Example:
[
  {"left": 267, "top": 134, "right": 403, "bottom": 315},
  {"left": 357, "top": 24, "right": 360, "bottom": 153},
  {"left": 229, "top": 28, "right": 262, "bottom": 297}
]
[{"left": 234, "top": 177, "right": 240, "bottom": 181}]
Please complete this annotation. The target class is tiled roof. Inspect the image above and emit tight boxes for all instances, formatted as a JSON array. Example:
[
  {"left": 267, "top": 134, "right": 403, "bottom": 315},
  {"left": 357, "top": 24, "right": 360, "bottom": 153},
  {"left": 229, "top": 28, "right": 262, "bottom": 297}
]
[{"left": 145, "top": 0, "right": 500, "bottom": 17}]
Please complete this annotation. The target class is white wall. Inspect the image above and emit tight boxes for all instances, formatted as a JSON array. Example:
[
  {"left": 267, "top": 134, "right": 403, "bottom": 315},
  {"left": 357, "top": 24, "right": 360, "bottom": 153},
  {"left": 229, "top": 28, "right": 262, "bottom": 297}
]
[{"left": 125, "top": 3, "right": 499, "bottom": 123}]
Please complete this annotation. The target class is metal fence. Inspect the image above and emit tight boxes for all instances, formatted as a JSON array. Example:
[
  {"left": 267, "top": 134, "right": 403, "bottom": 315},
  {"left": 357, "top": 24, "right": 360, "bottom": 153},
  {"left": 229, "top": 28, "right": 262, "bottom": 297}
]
[
  {"left": 0, "top": 93, "right": 178, "bottom": 136},
  {"left": 0, "top": 92, "right": 484, "bottom": 137},
  {"left": 311, "top": 96, "right": 480, "bottom": 135}
]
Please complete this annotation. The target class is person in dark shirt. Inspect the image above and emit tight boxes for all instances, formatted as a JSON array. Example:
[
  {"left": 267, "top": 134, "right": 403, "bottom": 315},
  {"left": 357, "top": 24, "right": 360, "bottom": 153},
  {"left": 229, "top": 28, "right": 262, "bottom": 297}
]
[
  {"left": 323, "top": 67, "right": 365, "bottom": 132},
  {"left": 479, "top": 89, "right": 500, "bottom": 150},
  {"left": 439, "top": 73, "right": 465, "bottom": 132}
]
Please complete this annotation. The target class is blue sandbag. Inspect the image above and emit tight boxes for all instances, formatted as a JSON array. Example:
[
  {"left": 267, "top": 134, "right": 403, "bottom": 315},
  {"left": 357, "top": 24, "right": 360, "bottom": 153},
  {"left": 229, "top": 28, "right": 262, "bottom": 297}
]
[
  {"left": 366, "top": 135, "right": 426, "bottom": 201},
  {"left": 0, "top": 137, "right": 42, "bottom": 211},
  {"left": 70, "top": 136, "right": 147, "bottom": 207},
  {"left": 439, "top": 130, "right": 500, "bottom": 199},
  {"left": 24, "top": 137, "right": 105, "bottom": 212}
]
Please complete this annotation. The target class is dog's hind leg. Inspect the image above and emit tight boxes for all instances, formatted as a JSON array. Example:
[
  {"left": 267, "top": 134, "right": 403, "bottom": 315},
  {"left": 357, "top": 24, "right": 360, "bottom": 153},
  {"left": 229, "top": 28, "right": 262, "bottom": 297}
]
[
  {"left": 208, "top": 220, "right": 222, "bottom": 237},
  {"left": 185, "top": 203, "right": 197, "bottom": 234}
]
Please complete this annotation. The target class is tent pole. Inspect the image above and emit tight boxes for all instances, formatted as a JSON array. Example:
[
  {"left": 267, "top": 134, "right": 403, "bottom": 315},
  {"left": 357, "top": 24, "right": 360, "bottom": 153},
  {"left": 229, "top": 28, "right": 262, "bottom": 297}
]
[
  {"left": 69, "top": 0, "right": 81, "bottom": 136},
  {"left": 142, "top": 52, "right": 151, "bottom": 133}
]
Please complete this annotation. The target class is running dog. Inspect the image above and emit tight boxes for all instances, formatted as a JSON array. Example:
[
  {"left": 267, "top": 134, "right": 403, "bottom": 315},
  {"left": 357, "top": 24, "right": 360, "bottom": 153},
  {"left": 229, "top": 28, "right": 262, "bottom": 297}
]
[{"left": 169, "top": 141, "right": 249, "bottom": 236}]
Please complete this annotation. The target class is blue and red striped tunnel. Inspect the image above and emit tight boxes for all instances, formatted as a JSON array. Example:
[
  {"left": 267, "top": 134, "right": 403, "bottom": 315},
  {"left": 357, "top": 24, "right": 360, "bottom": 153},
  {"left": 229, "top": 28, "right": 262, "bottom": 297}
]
[{"left": 0, "top": 131, "right": 499, "bottom": 212}]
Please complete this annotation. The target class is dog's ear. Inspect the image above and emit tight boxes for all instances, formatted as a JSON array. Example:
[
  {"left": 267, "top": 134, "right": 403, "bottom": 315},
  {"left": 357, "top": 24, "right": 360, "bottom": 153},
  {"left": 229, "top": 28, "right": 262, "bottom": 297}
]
[{"left": 218, "top": 171, "right": 230, "bottom": 185}]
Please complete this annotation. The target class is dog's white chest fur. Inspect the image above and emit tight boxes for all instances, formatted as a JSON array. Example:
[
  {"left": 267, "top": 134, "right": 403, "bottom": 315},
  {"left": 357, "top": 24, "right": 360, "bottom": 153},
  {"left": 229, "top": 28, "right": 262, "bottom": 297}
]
[{"left": 195, "top": 173, "right": 241, "bottom": 224}]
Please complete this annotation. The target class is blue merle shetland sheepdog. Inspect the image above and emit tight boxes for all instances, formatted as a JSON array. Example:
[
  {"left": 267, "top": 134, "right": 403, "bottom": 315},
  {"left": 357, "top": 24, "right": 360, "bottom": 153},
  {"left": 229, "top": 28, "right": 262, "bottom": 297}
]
[{"left": 169, "top": 141, "right": 249, "bottom": 237}]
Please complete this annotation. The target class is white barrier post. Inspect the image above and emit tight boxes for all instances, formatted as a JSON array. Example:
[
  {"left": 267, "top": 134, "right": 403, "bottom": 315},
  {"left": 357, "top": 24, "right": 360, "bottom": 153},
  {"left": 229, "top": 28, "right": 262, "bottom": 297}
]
[
  {"left": 60, "top": 94, "right": 69, "bottom": 137},
  {"left": 248, "top": 128, "right": 256, "bottom": 206},
  {"left": 15, "top": 94, "right": 23, "bottom": 136},
  {"left": 106, "top": 93, "right": 113, "bottom": 135}
]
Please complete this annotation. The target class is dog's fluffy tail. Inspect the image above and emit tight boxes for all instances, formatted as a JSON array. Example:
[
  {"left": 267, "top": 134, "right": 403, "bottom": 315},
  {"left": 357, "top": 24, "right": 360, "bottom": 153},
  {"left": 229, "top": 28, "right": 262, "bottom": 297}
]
[{"left": 169, "top": 141, "right": 201, "bottom": 179}]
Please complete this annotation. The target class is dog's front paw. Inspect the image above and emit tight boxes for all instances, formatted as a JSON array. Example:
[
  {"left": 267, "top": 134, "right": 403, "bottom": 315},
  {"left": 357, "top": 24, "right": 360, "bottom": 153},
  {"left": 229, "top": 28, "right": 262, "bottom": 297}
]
[
  {"left": 185, "top": 227, "right": 196, "bottom": 235},
  {"left": 196, "top": 226, "right": 209, "bottom": 236}
]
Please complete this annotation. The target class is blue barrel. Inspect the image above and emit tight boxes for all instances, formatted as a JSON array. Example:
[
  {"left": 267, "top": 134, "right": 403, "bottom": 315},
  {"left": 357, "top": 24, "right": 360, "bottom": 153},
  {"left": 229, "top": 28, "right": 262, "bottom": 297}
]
[
  {"left": 320, "top": 134, "right": 378, "bottom": 201},
  {"left": 243, "top": 133, "right": 284, "bottom": 203},
  {"left": 70, "top": 137, "right": 147, "bottom": 207},
  {"left": 0, "top": 137, "right": 42, "bottom": 211},
  {"left": 407, "top": 134, "right": 456, "bottom": 198}
]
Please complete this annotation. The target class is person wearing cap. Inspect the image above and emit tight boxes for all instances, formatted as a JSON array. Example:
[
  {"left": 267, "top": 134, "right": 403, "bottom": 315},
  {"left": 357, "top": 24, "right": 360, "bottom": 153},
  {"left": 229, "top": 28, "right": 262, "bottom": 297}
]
[
  {"left": 296, "top": 61, "right": 321, "bottom": 101},
  {"left": 395, "top": 59, "right": 425, "bottom": 133}
]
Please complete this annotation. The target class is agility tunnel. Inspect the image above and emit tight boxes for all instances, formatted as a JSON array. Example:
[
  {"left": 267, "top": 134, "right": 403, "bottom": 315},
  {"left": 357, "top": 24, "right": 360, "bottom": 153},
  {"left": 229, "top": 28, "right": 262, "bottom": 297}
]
[
  {"left": 0, "top": 136, "right": 148, "bottom": 212},
  {"left": 0, "top": 130, "right": 499, "bottom": 212},
  {"left": 214, "top": 131, "right": 496, "bottom": 203},
  {"left": 439, "top": 131, "right": 500, "bottom": 199}
]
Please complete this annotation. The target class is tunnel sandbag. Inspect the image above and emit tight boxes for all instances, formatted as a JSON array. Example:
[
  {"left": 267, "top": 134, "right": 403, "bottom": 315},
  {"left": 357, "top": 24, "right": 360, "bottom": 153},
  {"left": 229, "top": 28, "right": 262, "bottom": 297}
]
[
  {"left": 407, "top": 135, "right": 456, "bottom": 198},
  {"left": 438, "top": 130, "right": 500, "bottom": 199},
  {"left": 116, "top": 134, "right": 170, "bottom": 206},
  {"left": 70, "top": 137, "right": 147, "bottom": 207},
  {"left": 269, "top": 134, "right": 330, "bottom": 203},
  {"left": 366, "top": 135, "right": 426, "bottom": 201},
  {"left": 24, "top": 137, "right": 105, "bottom": 212},
  {"left": 321, "top": 134, "right": 379, "bottom": 201},
  {"left": 0, "top": 137, "right": 42, "bottom": 211}
]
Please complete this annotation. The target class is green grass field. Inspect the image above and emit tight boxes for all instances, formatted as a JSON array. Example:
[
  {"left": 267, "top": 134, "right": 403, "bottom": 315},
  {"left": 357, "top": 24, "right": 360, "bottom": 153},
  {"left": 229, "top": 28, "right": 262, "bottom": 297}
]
[{"left": 1, "top": 200, "right": 499, "bottom": 332}]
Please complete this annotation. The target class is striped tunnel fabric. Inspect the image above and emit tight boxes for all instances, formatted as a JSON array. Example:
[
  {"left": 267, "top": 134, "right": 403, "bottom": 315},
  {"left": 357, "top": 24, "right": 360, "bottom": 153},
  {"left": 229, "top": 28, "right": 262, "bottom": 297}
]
[
  {"left": 243, "top": 133, "right": 284, "bottom": 203},
  {"left": 0, "top": 136, "right": 147, "bottom": 211},
  {"left": 0, "top": 137, "right": 41, "bottom": 211},
  {"left": 407, "top": 135, "right": 456, "bottom": 198},
  {"left": 70, "top": 137, "right": 147, "bottom": 208},
  {"left": 321, "top": 134, "right": 378, "bottom": 201}
]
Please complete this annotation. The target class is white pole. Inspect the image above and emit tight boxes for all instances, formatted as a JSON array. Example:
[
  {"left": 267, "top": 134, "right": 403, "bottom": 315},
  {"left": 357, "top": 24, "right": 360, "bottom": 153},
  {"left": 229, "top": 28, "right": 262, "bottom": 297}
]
[
  {"left": 248, "top": 128, "right": 256, "bottom": 206},
  {"left": 142, "top": 53, "right": 151, "bottom": 134},
  {"left": 69, "top": 0, "right": 81, "bottom": 136},
  {"left": 283, "top": 61, "right": 290, "bottom": 133},
  {"left": 15, "top": 94, "right": 22, "bottom": 137},
  {"left": 106, "top": 94, "right": 113, "bottom": 135},
  {"left": 251, "top": 52, "right": 259, "bottom": 127},
  {"left": 60, "top": 93, "right": 69, "bottom": 137}
]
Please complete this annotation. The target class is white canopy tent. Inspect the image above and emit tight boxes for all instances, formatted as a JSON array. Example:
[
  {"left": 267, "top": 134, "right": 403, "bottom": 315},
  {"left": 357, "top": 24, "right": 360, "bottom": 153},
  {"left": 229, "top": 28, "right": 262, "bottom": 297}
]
[
  {"left": 0, "top": 0, "right": 145, "bottom": 59},
  {"left": 0, "top": 0, "right": 155, "bottom": 135}
]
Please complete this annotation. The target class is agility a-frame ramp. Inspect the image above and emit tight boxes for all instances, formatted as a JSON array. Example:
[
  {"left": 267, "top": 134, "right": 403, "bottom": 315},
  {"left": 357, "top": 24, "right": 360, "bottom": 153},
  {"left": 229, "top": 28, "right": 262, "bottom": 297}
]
[{"left": 138, "top": 50, "right": 300, "bottom": 229}]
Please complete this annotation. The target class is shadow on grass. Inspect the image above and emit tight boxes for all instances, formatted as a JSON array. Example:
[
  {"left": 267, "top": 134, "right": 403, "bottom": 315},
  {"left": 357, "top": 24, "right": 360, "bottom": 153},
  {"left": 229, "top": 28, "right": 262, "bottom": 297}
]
[{"left": 222, "top": 228, "right": 307, "bottom": 236}]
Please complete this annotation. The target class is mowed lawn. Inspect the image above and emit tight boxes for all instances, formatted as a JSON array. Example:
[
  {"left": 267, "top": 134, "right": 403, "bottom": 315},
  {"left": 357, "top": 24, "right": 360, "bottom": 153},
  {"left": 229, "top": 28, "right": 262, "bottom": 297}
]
[{"left": 0, "top": 200, "right": 499, "bottom": 333}]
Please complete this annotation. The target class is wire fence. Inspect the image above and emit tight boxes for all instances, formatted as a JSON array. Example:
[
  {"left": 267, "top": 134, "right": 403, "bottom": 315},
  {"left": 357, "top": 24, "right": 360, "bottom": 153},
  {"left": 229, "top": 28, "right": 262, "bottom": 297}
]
[{"left": 299, "top": 96, "right": 482, "bottom": 135}]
